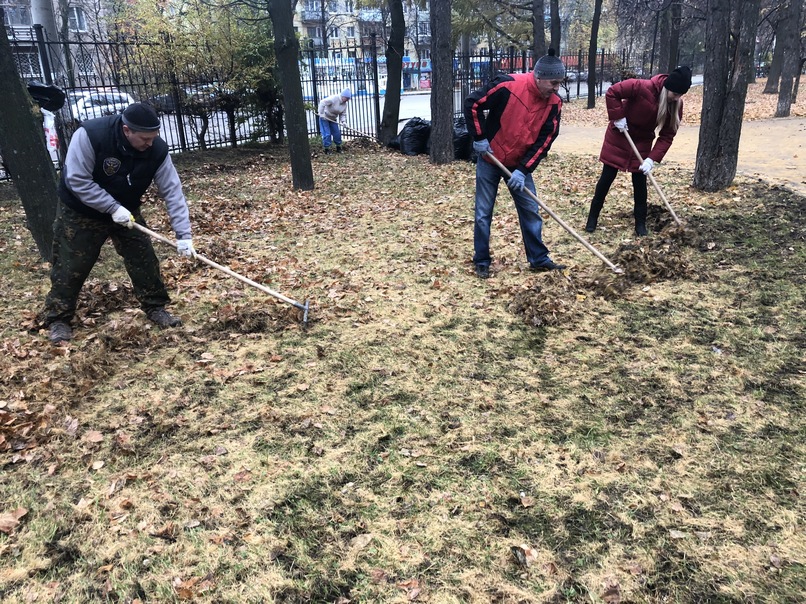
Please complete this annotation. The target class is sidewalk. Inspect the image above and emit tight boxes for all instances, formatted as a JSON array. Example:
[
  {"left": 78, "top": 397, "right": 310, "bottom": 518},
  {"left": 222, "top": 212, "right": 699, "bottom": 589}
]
[{"left": 551, "top": 117, "right": 806, "bottom": 196}]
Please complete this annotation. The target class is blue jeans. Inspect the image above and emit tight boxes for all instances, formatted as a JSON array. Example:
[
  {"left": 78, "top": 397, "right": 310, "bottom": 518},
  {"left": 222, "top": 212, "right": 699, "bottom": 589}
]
[
  {"left": 319, "top": 117, "right": 342, "bottom": 149},
  {"left": 473, "top": 158, "right": 551, "bottom": 267}
]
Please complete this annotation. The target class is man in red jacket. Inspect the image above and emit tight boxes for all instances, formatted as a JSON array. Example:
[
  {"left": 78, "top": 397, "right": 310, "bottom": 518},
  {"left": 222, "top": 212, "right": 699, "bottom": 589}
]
[{"left": 464, "top": 49, "right": 567, "bottom": 279}]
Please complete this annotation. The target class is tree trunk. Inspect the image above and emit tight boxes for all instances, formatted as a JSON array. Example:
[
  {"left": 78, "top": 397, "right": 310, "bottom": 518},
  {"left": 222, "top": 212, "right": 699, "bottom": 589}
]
[
  {"left": 763, "top": 18, "right": 784, "bottom": 93},
  {"left": 586, "top": 0, "right": 603, "bottom": 110},
  {"left": 378, "top": 0, "right": 405, "bottom": 146},
  {"left": 549, "top": 0, "right": 561, "bottom": 52},
  {"left": 658, "top": 2, "right": 682, "bottom": 74},
  {"left": 693, "top": 0, "right": 760, "bottom": 192},
  {"left": 429, "top": 0, "right": 453, "bottom": 164},
  {"left": 268, "top": 0, "right": 314, "bottom": 191},
  {"left": 533, "top": 0, "right": 546, "bottom": 59},
  {"left": 0, "top": 14, "right": 59, "bottom": 261},
  {"left": 775, "top": 0, "right": 802, "bottom": 117}
]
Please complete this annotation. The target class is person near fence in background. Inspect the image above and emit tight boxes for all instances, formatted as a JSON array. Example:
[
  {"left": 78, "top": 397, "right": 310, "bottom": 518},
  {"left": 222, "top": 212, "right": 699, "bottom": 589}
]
[
  {"left": 585, "top": 66, "right": 692, "bottom": 236},
  {"left": 318, "top": 88, "right": 352, "bottom": 154},
  {"left": 464, "top": 49, "right": 567, "bottom": 279},
  {"left": 43, "top": 102, "right": 195, "bottom": 344}
]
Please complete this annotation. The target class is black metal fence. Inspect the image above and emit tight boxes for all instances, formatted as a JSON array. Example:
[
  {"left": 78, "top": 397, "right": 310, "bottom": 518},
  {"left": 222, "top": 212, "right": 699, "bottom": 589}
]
[{"left": 3, "top": 24, "right": 701, "bottom": 180}]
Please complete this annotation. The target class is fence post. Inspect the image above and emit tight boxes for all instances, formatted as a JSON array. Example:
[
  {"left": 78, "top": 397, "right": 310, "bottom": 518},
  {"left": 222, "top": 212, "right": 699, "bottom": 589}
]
[
  {"left": 599, "top": 48, "right": 605, "bottom": 95},
  {"left": 370, "top": 33, "right": 381, "bottom": 139},
  {"left": 33, "top": 24, "right": 53, "bottom": 85},
  {"left": 310, "top": 40, "right": 321, "bottom": 136}
]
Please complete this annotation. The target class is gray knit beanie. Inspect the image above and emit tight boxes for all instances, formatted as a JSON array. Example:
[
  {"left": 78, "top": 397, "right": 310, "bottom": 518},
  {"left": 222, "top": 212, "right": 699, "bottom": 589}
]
[{"left": 534, "top": 48, "right": 566, "bottom": 80}]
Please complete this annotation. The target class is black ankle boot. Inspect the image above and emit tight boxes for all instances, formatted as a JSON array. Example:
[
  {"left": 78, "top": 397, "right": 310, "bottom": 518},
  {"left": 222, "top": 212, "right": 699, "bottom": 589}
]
[
  {"left": 585, "top": 199, "right": 604, "bottom": 233},
  {"left": 635, "top": 222, "right": 648, "bottom": 237}
]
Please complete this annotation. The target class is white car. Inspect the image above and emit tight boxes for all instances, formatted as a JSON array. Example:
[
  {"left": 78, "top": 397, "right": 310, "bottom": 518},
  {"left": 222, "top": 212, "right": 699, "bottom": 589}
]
[{"left": 69, "top": 90, "right": 135, "bottom": 124}]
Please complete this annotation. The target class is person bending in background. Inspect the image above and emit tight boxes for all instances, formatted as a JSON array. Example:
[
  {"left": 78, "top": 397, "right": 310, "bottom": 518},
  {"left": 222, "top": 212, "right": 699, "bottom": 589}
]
[
  {"left": 318, "top": 88, "right": 352, "bottom": 154},
  {"left": 585, "top": 66, "right": 692, "bottom": 236},
  {"left": 43, "top": 102, "right": 195, "bottom": 343},
  {"left": 464, "top": 49, "right": 567, "bottom": 280}
]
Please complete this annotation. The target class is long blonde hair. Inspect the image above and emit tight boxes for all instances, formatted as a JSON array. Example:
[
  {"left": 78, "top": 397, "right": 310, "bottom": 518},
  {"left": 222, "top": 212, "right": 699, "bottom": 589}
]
[{"left": 656, "top": 88, "right": 681, "bottom": 132}]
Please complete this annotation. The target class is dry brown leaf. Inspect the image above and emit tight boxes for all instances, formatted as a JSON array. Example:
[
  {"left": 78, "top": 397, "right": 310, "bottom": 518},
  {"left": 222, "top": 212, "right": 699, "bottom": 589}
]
[{"left": 0, "top": 507, "right": 28, "bottom": 534}]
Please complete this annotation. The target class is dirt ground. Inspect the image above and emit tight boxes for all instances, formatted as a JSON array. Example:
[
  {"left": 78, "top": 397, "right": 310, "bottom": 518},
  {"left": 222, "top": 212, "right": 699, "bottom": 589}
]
[{"left": 553, "top": 117, "right": 806, "bottom": 196}]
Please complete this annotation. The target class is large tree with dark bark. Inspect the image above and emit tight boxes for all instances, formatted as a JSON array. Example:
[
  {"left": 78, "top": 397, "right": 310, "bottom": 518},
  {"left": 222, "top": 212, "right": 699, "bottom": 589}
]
[
  {"left": 267, "top": 0, "right": 314, "bottom": 190},
  {"left": 378, "top": 0, "right": 405, "bottom": 146},
  {"left": 774, "top": 0, "right": 803, "bottom": 116},
  {"left": 586, "top": 0, "right": 604, "bottom": 109},
  {"left": 0, "top": 10, "right": 59, "bottom": 260},
  {"left": 693, "top": 0, "right": 761, "bottom": 191},
  {"left": 532, "top": 0, "right": 546, "bottom": 59},
  {"left": 429, "top": 0, "right": 453, "bottom": 164}
]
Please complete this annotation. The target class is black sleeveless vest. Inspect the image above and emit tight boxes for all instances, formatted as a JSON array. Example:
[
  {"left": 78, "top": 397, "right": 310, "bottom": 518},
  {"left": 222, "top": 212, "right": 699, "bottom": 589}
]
[{"left": 59, "top": 114, "right": 169, "bottom": 220}]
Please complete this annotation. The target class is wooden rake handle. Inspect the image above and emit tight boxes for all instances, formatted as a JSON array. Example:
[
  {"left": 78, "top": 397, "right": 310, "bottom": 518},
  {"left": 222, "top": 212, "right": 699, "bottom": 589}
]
[
  {"left": 131, "top": 222, "right": 309, "bottom": 319},
  {"left": 622, "top": 129, "right": 682, "bottom": 225},
  {"left": 484, "top": 153, "right": 623, "bottom": 274}
]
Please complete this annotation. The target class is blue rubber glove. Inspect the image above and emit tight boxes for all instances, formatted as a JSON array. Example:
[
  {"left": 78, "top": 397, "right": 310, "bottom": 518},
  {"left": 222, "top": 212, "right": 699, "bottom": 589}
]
[
  {"left": 473, "top": 139, "right": 492, "bottom": 155},
  {"left": 507, "top": 169, "right": 526, "bottom": 192}
]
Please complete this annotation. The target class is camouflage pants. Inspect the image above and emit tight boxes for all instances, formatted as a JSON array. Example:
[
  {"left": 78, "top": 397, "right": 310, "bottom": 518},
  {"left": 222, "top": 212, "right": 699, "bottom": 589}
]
[{"left": 44, "top": 203, "right": 171, "bottom": 325}]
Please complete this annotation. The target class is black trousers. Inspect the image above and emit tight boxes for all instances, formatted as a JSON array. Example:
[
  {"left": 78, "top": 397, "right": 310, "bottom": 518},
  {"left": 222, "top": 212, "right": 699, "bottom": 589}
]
[
  {"left": 44, "top": 203, "right": 171, "bottom": 324},
  {"left": 593, "top": 164, "right": 648, "bottom": 223}
]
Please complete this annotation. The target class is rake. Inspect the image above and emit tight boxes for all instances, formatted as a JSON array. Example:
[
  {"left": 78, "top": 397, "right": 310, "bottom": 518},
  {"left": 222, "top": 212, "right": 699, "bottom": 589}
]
[
  {"left": 622, "top": 130, "right": 682, "bottom": 225},
  {"left": 131, "top": 222, "right": 310, "bottom": 325}
]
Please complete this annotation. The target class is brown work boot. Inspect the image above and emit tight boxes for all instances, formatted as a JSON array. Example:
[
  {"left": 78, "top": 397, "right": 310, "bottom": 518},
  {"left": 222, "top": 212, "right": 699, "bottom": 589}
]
[
  {"left": 48, "top": 321, "right": 73, "bottom": 343},
  {"left": 146, "top": 307, "right": 182, "bottom": 328}
]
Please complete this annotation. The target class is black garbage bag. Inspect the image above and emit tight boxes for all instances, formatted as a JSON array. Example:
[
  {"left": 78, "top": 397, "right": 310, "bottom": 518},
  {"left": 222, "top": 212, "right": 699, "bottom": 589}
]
[
  {"left": 27, "top": 81, "right": 66, "bottom": 112},
  {"left": 387, "top": 135, "right": 401, "bottom": 151},
  {"left": 453, "top": 116, "right": 472, "bottom": 160},
  {"left": 398, "top": 117, "right": 431, "bottom": 156}
]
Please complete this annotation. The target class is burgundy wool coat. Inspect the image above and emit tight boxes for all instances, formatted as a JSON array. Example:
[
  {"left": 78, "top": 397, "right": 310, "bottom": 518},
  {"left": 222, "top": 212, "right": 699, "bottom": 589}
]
[{"left": 599, "top": 74, "right": 684, "bottom": 172}]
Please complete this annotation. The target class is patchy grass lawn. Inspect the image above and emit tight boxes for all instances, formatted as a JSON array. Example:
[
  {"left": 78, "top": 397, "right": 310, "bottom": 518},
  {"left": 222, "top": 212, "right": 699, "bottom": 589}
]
[{"left": 1, "top": 143, "right": 804, "bottom": 603}]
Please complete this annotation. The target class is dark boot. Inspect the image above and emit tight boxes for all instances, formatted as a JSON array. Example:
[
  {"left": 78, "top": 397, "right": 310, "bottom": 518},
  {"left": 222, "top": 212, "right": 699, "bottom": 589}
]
[
  {"left": 585, "top": 199, "right": 604, "bottom": 233},
  {"left": 323, "top": 147, "right": 331, "bottom": 154},
  {"left": 48, "top": 321, "right": 73, "bottom": 343},
  {"left": 634, "top": 200, "right": 648, "bottom": 236},
  {"left": 146, "top": 307, "right": 182, "bottom": 328},
  {"left": 335, "top": 145, "right": 343, "bottom": 153}
]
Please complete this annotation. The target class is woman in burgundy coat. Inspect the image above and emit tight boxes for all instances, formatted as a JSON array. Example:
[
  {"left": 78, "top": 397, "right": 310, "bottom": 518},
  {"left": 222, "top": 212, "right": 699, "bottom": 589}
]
[{"left": 585, "top": 66, "right": 692, "bottom": 236}]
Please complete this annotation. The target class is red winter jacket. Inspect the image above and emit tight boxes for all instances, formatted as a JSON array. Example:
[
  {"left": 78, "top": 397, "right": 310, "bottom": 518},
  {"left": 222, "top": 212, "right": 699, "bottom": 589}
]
[
  {"left": 599, "top": 75, "right": 683, "bottom": 172},
  {"left": 464, "top": 73, "right": 562, "bottom": 172}
]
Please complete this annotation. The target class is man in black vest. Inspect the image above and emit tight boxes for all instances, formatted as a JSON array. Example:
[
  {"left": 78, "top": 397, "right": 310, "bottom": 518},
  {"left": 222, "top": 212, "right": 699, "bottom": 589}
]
[{"left": 43, "top": 102, "right": 195, "bottom": 343}]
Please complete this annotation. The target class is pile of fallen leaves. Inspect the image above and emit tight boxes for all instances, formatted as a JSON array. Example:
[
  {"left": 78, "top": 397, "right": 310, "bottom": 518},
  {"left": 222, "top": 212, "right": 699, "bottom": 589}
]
[
  {"left": 584, "top": 228, "right": 702, "bottom": 298},
  {"left": 508, "top": 272, "right": 582, "bottom": 327}
]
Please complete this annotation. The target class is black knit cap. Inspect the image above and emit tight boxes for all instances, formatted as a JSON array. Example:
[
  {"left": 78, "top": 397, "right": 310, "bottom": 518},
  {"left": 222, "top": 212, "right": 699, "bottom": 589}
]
[
  {"left": 665, "top": 66, "right": 692, "bottom": 94},
  {"left": 534, "top": 48, "right": 566, "bottom": 80},
  {"left": 122, "top": 102, "right": 161, "bottom": 132}
]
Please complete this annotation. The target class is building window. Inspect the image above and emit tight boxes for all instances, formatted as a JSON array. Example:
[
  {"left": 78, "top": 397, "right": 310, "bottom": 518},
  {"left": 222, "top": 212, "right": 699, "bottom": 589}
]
[
  {"left": 330, "top": 26, "right": 340, "bottom": 38},
  {"left": 13, "top": 51, "right": 40, "bottom": 77},
  {"left": 68, "top": 6, "right": 87, "bottom": 32},
  {"left": 347, "top": 26, "right": 355, "bottom": 38},
  {"left": 307, "top": 26, "right": 322, "bottom": 38},
  {"left": 2, "top": 5, "right": 32, "bottom": 26},
  {"left": 75, "top": 47, "right": 95, "bottom": 75},
  {"left": 418, "top": 21, "right": 430, "bottom": 36}
]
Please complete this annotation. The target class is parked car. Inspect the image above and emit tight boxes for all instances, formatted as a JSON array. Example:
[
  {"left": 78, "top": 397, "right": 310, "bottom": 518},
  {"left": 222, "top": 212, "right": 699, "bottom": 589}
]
[{"left": 68, "top": 90, "right": 135, "bottom": 124}]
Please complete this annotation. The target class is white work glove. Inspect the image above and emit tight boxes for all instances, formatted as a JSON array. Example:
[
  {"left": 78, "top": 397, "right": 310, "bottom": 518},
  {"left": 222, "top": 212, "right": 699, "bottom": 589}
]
[
  {"left": 473, "top": 139, "right": 492, "bottom": 155},
  {"left": 613, "top": 117, "right": 628, "bottom": 132},
  {"left": 176, "top": 239, "right": 196, "bottom": 258},
  {"left": 111, "top": 206, "right": 134, "bottom": 227},
  {"left": 339, "top": 115, "right": 347, "bottom": 125},
  {"left": 639, "top": 158, "right": 654, "bottom": 175}
]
